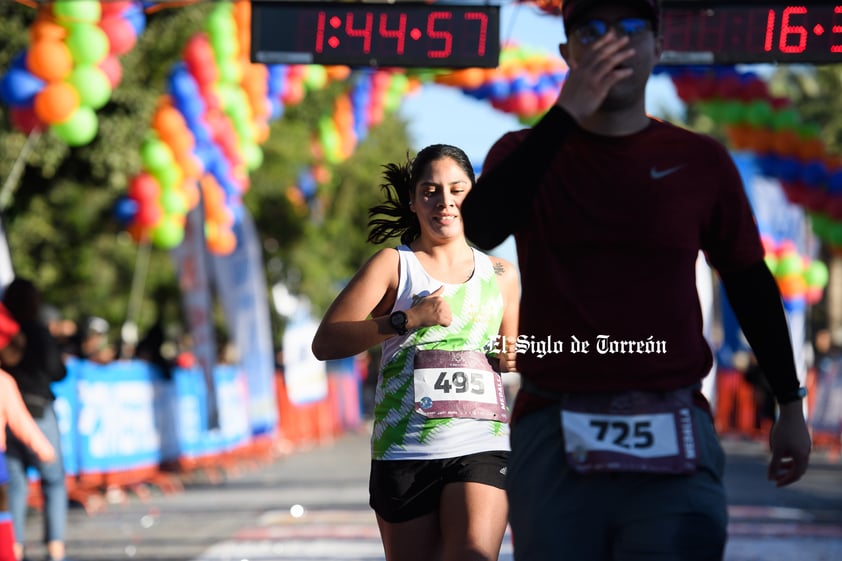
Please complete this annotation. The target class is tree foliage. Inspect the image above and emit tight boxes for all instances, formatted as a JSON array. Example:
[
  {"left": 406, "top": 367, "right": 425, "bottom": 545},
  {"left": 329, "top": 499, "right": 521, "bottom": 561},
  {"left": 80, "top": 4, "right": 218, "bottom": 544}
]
[{"left": 0, "top": 1, "right": 411, "bottom": 347}]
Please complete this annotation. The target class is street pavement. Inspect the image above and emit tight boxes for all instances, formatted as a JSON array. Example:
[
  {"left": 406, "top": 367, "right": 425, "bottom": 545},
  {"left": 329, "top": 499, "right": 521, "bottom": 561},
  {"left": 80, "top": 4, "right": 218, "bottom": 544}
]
[{"left": 20, "top": 423, "right": 842, "bottom": 561}]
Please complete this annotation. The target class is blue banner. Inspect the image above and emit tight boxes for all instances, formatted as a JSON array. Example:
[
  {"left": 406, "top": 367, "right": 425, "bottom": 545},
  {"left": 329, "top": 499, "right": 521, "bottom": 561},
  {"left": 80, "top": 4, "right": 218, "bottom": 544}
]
[{"left": 74, "top": 360, "right": 166, "bottom": 473}]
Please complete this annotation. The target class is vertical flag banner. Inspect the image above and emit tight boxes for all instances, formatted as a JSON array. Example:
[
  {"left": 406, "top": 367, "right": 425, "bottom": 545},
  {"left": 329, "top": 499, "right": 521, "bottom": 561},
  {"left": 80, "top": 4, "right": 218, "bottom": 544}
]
[
  {"left": 210, "top": 209, "right": 278, "bottom": 435},
  {"left": 0, "top": 214, "right": 14, "bottom": 294},
  {"left": 170, "top": 204, "right": 219, "bottom": 429}
]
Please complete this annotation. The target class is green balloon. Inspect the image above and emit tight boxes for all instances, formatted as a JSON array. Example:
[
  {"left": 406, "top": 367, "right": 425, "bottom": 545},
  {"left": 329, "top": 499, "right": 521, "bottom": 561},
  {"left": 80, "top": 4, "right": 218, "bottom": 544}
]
[
  {"left": 720, "top": 101, "right": 746, "bottom": 125},
  {"left": 141, "top": 138, "right": 174, "bottom": 173},
  {"left": 51, "top": 106, "right": 98, "bottom": 146},
  {"left": 772, "top": 108, "right": 800, "bottom": 131},
  {"left": 775, "top": 253, "right": 803, "bottom": 277},
  {"left": 745, "top": 100, "right": 773, "bottom": 127},
  {"left": 53, "top": 0, "right": 101, "bottom": 24},
  {"left": 805, "top": 261, "right": 829, "bottom": 288},
  {"left": 244, "top": 144, "right": 263, "bottom": 170},
  {"left": 153, "top": 164, "right": 182, "bottom": 192},
  {"left": 151, "top": 217, "right": 185, "bottom": 249},
  {"left": 67, "top": 65, "right": 111, "bottom": 109},
  {"left": 159, "top": 190, "right": 188, "bottom": 215},
  {"left": 304, "top": 65, "right": 328, "bottom": 91},
  {"left": 764, "top": 254, "right": 778, "bottom": 274},
  {"left": 65, "top": 23, "right": 109, "bottom": 65}
]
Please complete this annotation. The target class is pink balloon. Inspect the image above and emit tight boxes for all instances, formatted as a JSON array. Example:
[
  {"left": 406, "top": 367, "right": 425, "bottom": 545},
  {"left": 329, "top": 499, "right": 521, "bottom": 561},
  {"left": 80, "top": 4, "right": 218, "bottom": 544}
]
[
  {"left": 100, "top": 16, "right": 137, "bottom": 56},
  {"left": 98, "top": 55, "right": 123, "bottom": 88}
]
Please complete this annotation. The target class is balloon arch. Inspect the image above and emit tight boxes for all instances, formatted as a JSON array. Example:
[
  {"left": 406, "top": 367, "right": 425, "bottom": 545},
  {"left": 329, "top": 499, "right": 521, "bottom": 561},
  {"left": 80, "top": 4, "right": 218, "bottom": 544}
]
[{"left": 0, "top": 0, "right": 833, "bottom": 304}]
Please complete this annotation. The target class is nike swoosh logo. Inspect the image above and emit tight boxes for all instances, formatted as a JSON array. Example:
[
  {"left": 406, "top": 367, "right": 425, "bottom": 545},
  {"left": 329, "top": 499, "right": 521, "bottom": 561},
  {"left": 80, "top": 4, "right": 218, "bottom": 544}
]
[{"left": 650, "top": 165, "right": 686, "bottom": 180}]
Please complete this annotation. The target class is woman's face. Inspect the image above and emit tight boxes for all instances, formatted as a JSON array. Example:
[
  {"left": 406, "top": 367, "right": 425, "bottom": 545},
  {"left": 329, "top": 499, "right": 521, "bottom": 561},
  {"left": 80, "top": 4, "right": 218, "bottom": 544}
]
[{"left": 409, "top": 156, "right": 472, "bottom": 242}]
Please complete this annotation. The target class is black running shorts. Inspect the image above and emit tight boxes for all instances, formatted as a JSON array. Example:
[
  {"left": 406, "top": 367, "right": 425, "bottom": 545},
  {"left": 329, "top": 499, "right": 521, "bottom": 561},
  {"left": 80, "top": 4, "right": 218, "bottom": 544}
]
[{"left": 369, "top": 450, "right": 509, "bottom": 523}]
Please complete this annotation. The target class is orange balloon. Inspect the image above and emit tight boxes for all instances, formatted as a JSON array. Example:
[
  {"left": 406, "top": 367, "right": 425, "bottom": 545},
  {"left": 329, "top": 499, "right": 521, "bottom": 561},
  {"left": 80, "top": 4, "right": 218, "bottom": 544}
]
[
  {"left": 774, "top": 130, "right": 801, "bottom": 155},
  {"left": 798, "top": 138, "right": 826, "bottom": 161},
  {"left": 152, "top": 105, "right": 186, "bottom": 136},
  {"left": 181, "top": 180, "right": 201, "bottom": 210},
  {"left": 748, "top": 128, "right": 775, "bottom": 153},
  {"left": 325, "top": 65, "right": 351, "bottom": 82},
  {"left": 30, "top": 19, "right": 67, "bottom": 42},
  {"left": 34, "top": 82, "right": 79, "bottom": 124},
  {"left": 27, "top": 39, "right": 73, "bottom": 82},
  {"left": 252, "top": 120, "right": 270, "bottom": 144},
  {"left": 208, "top": 226, "right": 237, "bottom": 255},
  {"left": 777, "top": 274, "right": 807, "bottom": 298}
]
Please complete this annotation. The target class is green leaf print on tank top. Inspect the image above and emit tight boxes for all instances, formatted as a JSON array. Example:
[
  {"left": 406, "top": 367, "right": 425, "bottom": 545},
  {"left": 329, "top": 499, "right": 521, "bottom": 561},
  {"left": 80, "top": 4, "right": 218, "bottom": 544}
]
[{"left": 371, "top": 264, "right": 506, "bottom": 459}]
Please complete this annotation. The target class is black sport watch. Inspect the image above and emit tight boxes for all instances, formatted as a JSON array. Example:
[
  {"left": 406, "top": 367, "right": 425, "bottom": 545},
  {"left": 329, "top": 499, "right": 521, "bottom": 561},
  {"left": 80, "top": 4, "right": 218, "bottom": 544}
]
[
  {"left": 778, "top": 386, "right": 807, "bottom": 405},
  {"left": 389, "top": 310, "right": 408, "bottom": 336}
]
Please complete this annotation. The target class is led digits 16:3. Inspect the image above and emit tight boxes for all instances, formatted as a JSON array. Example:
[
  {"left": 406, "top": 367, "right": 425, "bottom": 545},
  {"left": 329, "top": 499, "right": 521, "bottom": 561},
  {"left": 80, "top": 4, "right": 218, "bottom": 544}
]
[
  {"left": 251, "top": 1, "right": 500, "bottom": 68},
  {"left": 660, "top": 1, "right": 842, "bottom": 64}
]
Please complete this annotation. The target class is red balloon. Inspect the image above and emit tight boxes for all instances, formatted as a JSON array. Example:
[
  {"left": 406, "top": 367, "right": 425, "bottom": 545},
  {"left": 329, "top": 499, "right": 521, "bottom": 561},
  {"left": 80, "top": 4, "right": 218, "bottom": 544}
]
[
  {"left": 128, "top": 173, "right": 161, "bottom": 202},
  {"left": 9, "top": 106, "right": 43, "bottom": 134},
  {"left": 101, "top": 1, "right": 133, "bottom": 17},
  {"left": 134, "top": 202, "right": 162, "bottom": 227},
  {"left": 511, "top": 91, "right": 539, "bottom": 117}
]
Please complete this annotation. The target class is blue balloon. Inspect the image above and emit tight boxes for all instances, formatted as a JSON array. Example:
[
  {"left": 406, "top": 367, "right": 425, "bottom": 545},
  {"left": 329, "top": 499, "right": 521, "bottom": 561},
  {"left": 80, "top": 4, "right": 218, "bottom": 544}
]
[
  {"left": 298, "top": 169, "right": 317, "bottom": 198},
  {"left": 11, "top": 51, "right": 27, "bottom": 69},
  {"left": 755, "top": 154, "right": 780, "bottom": 177},
  {"left": 777, "top": 157, "right": 801, "bottom": 182},
  {"left": 114, "top": 197, "right": 139, "bottom": 225},
  {"left": 510, "top": 76, "right": 530, "bottom": 95},
  {"left": 800, "top": 161, "right": 829, "bottom": 187},
  {"left": 126, "top": 3, "right": 148, "bottom": 35},
  {"left": 0, "top": 68, "right": 44, "bottom": 107},
  {"left": 783, "top": 297, "right": 806, "bottom": 312},
  {"left": 488, "top": 79, "right": 510, "bottom": 100},
  {"left": 267, "top": 64, "right": 287, "bottom": 96},
  {"left": 829, "top": 170, "right": 842, "bottom": 195}
]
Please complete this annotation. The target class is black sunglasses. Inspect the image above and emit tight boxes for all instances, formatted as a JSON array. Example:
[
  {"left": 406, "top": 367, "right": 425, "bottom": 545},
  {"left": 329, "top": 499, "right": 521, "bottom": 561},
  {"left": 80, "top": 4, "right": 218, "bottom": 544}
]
[{"left": 571, "top": 18, "right": 652, "bottom": 45}]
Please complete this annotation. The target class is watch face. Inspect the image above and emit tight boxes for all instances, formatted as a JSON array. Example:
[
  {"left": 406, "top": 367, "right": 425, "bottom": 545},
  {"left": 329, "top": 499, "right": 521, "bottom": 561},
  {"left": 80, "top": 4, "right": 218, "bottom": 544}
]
[{"left": 390, "top": 311, "right": 407, "bottom": 334}]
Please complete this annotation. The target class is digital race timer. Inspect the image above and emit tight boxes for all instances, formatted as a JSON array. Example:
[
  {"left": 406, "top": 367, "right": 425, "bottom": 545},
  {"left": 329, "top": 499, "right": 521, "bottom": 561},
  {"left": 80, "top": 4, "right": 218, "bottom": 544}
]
[
  {"left": 250, "top": 1, "right": 500, "bottom": 68},
  {"left": 660, "top": 1, "right": 842, "bottom": 64}
]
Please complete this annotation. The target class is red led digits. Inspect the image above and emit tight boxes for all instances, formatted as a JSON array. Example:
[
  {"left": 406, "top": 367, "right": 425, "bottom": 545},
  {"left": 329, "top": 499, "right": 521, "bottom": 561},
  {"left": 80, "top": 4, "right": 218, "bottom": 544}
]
[
  {"left": 345, "top": 12, "right": 374, "bottom": 53},
  {"left": 379, "top": 13, "right": 407, "bottom": 54},
  {"left": 315, "top": 10, "right": 326, "bottom": 53},
  {"left": 465, "top": 11, "right": 489, "bottom": 56},
  {"left": 251, "top": 2, "right": 499, "bottom": 68},
  {"left": 427, "top": 11, "right": 453, "bottom": 58},
  {"left": 765, "top": 6, "right": 809, "bottom": 53},
  {"left": 832, "top": 6, "right": 842, "bottom": 52},
  {"left": 659, "top": 2, "right": 842, "bottom": 64}
]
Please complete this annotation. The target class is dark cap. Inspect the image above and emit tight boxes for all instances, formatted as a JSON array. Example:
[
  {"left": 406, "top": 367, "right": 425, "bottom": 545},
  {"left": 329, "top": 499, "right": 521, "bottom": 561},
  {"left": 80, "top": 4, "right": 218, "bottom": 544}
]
[{"left": 563, "top": 0, "right": 660, "bottom": 32}]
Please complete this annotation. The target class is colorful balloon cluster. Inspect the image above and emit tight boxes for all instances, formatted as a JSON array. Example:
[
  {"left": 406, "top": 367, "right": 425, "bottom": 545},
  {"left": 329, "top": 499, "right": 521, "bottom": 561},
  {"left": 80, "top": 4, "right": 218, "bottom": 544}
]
[
  {"left": 762, "top": 235, "right": 829, "bottom": 311},
  {"left": 117, "top": 1, "right": 360, "bottom": 253},
  {"left": 0, "top": 0, "right": 145, "bottom": 145},
  {"left": 287, "top": 68, "right": 421, "bottom": 214},
  {"left": 661, "top": 66, "right": 842, "bottom": 251},
  {"left": 435, "top": 43, "right": 567, "bottom": 122}
]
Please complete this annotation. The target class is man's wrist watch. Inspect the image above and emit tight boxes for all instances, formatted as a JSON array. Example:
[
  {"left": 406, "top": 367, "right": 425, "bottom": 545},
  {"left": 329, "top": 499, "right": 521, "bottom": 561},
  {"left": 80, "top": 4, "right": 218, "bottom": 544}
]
[
  {"left": 389, "top": 310, "right": 408, "bottom": 336},
  {"left": 778, "top": 386, "right": 807, "bottom": 405}
]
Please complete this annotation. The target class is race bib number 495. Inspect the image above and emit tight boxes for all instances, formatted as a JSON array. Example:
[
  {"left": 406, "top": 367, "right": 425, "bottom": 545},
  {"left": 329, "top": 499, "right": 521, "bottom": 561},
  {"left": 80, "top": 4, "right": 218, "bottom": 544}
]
[{"left": 413, "top": 350, "right": 508, "bottom": 422}]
